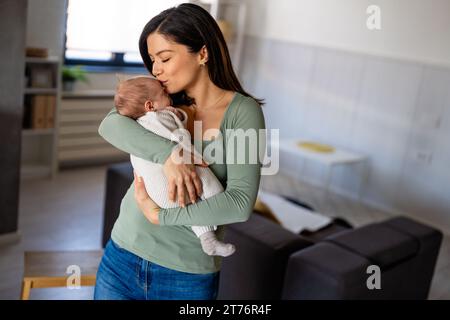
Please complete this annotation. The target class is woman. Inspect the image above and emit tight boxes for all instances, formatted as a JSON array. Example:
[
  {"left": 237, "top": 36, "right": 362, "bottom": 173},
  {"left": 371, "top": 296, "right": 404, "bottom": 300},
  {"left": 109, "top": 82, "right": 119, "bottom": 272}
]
[{"left": 94, "top": 3, "right": 265, "bottom": 300}]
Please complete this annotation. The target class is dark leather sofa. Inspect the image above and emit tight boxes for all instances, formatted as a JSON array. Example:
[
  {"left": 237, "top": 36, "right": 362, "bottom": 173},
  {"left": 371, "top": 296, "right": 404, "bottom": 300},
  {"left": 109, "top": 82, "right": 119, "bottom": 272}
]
[{"left": 102, "top": 162, "right": 443, "bottom": 300}]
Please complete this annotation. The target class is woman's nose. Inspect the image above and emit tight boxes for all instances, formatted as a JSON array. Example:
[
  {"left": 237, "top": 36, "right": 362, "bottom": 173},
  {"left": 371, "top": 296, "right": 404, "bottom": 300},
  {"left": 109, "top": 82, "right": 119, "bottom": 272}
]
[{"left": 152, "top": 62, "right": 162, "bottom": 77}]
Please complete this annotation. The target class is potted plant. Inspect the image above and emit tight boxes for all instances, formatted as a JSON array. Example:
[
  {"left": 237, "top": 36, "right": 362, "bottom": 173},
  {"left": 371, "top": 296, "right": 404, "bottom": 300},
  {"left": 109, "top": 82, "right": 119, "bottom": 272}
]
[{"left": 62, "top": 65, "right": 88, "bottom": 91}]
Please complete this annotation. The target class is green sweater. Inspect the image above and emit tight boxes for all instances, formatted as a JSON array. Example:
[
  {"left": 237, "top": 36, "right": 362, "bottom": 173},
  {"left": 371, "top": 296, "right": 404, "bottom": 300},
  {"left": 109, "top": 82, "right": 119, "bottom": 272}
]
[{"left": 98, "top": 92, "right": 266, "bottom": 274}]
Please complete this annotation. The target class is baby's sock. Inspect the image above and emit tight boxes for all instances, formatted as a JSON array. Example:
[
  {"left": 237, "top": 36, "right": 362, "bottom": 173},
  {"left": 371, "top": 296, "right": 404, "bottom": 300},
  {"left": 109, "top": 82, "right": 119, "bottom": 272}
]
[{"left": 199, "top": 231, "right": 236, "bottom": 257}]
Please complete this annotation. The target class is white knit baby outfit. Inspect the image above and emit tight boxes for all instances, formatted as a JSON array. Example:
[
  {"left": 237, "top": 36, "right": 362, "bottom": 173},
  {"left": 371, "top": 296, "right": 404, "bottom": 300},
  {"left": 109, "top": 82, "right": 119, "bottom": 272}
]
[{"left": 131, "top": 109, "right": 235, "bottom": 257}]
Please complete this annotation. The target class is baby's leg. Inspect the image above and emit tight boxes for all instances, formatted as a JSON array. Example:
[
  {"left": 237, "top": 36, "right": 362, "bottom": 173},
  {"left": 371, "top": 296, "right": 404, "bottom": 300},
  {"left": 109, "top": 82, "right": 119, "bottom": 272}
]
[{"left": 191, "top": 226, "right": 236, "bottom": 257}]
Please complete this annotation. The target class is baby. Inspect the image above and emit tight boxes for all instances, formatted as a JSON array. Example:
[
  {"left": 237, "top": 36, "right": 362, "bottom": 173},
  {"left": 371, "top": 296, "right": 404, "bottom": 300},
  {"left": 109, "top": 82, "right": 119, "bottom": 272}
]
[{"left": 114, "top": 76, "right": 235, "bottom": 257}]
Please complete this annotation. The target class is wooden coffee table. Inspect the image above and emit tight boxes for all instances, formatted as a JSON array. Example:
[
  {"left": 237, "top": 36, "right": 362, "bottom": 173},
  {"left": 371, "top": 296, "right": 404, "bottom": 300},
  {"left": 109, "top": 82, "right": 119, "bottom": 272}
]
[{"left": 21, "top": 250, "right": 103, "bottom": 300}]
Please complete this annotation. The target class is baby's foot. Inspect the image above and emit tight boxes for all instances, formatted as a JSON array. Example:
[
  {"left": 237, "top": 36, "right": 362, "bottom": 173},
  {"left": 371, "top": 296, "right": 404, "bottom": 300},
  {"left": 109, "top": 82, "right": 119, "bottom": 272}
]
[{"left": 199, "top": 232, "right": 236, "bottom": 257}]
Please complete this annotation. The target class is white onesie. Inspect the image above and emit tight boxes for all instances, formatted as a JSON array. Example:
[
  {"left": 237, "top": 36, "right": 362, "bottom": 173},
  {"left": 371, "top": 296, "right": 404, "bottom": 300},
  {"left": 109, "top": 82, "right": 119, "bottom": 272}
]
[{"left": 130, "top": 109, "right": 235, "bottom": 257}]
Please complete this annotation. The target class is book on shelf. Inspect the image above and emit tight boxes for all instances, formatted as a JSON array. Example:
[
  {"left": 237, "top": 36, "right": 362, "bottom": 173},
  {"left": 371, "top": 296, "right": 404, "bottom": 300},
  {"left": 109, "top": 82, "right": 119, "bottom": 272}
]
[
  {"left": 28, "top": 95, "right": 56, "bottom": 129},
  {"left": 44, "top": 96, "right": 56, "bottom": 128},
  {"left": 31, "top": 95, "right": 46, "bottom": 129}
]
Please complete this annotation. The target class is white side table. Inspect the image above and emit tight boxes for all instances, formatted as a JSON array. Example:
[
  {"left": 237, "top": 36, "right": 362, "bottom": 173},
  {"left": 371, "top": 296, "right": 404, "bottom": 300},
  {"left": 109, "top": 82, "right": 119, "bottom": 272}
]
[{"left": 274, "top": 139, "right": 369, "bottom": 200}]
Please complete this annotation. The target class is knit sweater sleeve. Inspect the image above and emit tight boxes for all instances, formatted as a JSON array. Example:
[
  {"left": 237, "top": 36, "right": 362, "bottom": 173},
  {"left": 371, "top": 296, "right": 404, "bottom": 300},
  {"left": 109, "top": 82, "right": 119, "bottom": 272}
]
[
  {"left": 158, "top": 96, "right": 266, "bottom": 226},
  {"left": 98, "top": 108, "right": 177, "bottom": 164}
]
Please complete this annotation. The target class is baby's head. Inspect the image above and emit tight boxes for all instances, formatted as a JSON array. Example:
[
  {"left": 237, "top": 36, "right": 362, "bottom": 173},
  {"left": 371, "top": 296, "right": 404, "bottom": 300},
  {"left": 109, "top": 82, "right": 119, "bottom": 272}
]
[{"left": 114, "top": 76, "right": 172, "bottom": 119}]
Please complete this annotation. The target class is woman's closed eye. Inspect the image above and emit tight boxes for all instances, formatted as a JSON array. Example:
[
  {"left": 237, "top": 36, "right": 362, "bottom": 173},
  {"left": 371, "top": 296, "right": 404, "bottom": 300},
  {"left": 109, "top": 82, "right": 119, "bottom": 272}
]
[{"left": 151, "top": 58, "right": 170, "bottom": 64}]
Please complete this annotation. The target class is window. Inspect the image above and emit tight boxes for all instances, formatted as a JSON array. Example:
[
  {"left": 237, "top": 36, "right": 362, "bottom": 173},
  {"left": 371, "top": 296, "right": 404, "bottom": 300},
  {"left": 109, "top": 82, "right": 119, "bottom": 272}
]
[{"left": 64, "top": 0, "right": 182, "bottom": 69}]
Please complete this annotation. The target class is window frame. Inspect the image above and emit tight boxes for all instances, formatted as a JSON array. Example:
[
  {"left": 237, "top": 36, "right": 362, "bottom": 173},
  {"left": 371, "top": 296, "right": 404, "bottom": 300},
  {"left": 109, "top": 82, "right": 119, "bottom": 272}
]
[
  {"left": 63, "top": 2, "right": 146, "bottom": 72},
  {"left": 64, "top": 51, "right": 145, "bottom": 69}
]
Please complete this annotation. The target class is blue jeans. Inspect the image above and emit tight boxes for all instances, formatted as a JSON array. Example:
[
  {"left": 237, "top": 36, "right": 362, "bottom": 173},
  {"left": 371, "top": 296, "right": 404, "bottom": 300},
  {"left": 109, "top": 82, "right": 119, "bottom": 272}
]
[{"left": 94, "top": 239, "right": 220, "bottom": 300}]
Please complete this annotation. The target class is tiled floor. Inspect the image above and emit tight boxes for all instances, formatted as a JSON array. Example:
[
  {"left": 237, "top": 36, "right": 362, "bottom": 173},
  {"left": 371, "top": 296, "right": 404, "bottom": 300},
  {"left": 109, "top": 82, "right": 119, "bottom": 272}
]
[
  {"left": 0, "top": 165, "right": 448, "bottom": 299},
  {"left": 0, "top": 166, "right": 106, "bottom": 300}
]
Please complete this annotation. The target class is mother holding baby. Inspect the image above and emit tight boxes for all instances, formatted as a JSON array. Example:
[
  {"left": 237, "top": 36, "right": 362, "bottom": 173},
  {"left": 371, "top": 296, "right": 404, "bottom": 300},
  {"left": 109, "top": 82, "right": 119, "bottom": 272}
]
[{"left": 94, "top": 3, "right": 265, "bottom": 300}]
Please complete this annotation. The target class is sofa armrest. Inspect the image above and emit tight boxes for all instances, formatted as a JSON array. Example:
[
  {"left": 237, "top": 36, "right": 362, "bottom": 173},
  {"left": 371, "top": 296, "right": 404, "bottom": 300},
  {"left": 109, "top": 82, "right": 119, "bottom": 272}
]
[
  {"left": 282, "top": 242, "right": 372, "bottom": 299},
  {"left": 281, "top": 216, "right": 442, "bottom": 300}
]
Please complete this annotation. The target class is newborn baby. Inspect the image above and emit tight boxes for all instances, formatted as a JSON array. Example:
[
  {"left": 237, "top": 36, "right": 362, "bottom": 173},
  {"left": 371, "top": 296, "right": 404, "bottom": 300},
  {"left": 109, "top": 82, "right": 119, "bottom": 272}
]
[{"left": 114, "top": 76, "right": 235, "bottom": 257}]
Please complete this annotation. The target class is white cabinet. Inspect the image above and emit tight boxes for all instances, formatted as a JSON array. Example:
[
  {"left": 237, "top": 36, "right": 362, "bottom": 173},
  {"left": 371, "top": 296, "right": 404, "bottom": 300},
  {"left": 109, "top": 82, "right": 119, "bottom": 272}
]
[{"left": 21, "top": 56, "right": 61, "bottom": 179}]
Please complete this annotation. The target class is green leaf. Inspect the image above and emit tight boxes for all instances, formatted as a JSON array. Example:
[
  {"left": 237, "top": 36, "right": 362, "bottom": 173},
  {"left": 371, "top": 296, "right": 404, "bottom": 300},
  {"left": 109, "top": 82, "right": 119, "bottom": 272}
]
[{"left": 62, "top": 65, "right": 89, "bottom": 83}]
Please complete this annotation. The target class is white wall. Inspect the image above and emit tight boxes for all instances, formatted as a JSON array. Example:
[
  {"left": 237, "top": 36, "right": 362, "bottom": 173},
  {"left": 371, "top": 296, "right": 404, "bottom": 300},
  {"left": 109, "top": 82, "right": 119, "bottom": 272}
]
[
  {"left": 245, "top": 0, "right": 450, "bottom": 67},
  {"left": 26, "top": 0, "right": 67, "bottom": 58},
  {"left": 239, "top": 0, "right": 450, "bottom": 233}
]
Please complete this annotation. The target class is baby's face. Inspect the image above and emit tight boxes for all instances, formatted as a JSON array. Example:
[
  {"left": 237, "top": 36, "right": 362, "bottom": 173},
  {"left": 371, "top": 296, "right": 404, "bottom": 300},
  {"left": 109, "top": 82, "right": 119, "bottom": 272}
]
[{"left": 149, "top": 81, "right": 172, "bottom": 111}]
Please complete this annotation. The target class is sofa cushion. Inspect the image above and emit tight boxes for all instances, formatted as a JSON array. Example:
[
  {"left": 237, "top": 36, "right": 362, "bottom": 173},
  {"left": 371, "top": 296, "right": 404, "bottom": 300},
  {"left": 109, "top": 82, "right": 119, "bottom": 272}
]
[
  {"left": 102, "top": 162, "right": 133, "bottom": 247},
  {"left": 324, "top": 223, "right": 420, "bottom": 269},
  {"left": 218, "top": 214, "right": 312, "bottom": 299},
  {"left": 109, "top": 161, "right": 133, "bottom": 179}
]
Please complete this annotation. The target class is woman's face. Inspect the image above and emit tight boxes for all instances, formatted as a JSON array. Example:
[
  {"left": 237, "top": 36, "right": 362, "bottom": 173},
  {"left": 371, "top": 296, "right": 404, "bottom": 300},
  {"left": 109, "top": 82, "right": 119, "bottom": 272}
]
[{"left": 147, "top": 32, "right": 203, "bottom": 94}]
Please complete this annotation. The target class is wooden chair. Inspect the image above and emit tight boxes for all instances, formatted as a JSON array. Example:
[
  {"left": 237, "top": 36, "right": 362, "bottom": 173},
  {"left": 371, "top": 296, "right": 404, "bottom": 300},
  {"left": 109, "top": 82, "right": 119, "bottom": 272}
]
[{"left": 21, "top": 250, "right": 103, "bottom": 300}]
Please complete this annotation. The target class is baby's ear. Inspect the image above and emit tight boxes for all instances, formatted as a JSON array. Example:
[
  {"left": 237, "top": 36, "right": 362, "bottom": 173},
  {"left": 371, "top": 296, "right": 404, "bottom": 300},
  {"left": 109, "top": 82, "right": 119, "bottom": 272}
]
[{"left": 144, "top": 100, "right": 154, "bottom": 112}]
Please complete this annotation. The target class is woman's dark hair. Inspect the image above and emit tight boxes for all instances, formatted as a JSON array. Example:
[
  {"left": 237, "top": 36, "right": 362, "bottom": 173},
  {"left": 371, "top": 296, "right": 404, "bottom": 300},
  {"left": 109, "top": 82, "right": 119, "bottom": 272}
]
[{"left": 138, "top": 3, "right": 263, "bottom": 106}]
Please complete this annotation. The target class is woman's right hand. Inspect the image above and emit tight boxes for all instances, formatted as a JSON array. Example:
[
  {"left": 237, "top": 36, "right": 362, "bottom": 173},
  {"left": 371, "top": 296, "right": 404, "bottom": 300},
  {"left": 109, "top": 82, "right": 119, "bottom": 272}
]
[{"left": 163, "top": 147, "right": 208, "bottom": 207}]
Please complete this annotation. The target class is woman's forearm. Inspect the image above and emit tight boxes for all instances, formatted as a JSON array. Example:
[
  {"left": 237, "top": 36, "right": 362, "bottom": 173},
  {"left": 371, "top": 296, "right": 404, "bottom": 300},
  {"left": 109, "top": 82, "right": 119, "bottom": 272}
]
[
  {"left": 98, "top": 108, "right": 177, "bottom": 164},
  {"left": 158, "top": 163, "right": 261, "bottom": 226}
]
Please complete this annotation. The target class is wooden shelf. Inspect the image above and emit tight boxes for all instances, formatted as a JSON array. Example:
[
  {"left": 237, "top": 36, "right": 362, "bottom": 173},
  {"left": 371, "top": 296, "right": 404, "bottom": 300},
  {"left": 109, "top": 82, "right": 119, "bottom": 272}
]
[
  {"left": 25, "top": 56, "right": 60, "bottom": 64},
  {"left": 22, "top": 128, "right": 54, "bottom": 136},
  {"left": 24, "top": 88, "right": 58, "bottom": 95},
  {"left": 21, "top": 164, "right": 51, "bottom": 180}
]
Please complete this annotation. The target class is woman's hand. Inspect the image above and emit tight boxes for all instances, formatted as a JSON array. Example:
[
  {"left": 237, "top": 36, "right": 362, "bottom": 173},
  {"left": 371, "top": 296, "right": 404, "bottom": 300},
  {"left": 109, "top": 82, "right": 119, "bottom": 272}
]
[
  {"left": 164, "top": 147, "right": 208, "bottom": 207},
  {"left": 134, "top": 171, "right": 160, "bottom": 224}
]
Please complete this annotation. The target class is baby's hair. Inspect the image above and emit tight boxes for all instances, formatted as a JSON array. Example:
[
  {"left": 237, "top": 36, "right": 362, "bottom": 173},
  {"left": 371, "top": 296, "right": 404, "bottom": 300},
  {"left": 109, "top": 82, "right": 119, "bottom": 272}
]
[
  {"left": 114, "top": 76, "right": 161, "bottom": 119},
  {"left": 115, "top": 73, "right": 155, "bottom": 82}
]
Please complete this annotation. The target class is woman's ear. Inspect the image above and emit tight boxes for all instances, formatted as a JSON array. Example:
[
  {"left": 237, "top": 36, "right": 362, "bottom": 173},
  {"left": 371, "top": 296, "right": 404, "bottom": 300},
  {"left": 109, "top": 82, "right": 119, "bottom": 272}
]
[
  {"left": 144, "top": 100, "right": 154, "bottom": 112},
  {"left": 198, "top": 45, "right": 208, "bottom": 65}
]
